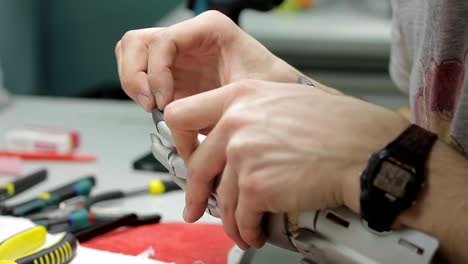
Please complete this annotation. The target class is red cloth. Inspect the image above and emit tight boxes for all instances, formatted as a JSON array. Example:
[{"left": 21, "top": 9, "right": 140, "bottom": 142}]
[{"left": 82, "top": 222, "right": 235, "bottom": 264}]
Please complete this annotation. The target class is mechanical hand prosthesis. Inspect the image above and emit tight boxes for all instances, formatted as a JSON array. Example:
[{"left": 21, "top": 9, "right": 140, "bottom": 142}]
[{"left": 150, "top": 109, "right": 438, "bottom": 264}]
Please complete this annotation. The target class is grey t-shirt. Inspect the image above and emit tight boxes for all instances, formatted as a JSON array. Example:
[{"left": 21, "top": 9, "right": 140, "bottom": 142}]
[{"left": 390, "top": 0, "right": 468, "bottom": 156}]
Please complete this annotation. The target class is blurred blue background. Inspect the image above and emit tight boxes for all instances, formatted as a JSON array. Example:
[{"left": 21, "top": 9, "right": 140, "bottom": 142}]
[
  {"left": 0, "top": 0, "right": 181, "bottom": 96},
  {"left": 0, "top": 0, "right": 406, "bottom": 109}
]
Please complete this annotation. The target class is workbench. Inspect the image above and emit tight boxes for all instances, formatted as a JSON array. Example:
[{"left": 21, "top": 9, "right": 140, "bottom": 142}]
[{"left": 0, "top": 96, "right": 305, "bottom": 263}]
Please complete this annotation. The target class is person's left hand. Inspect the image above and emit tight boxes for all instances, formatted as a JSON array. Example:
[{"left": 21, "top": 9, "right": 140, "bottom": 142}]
[{"left": 164, "top": 80, "right": 409, "bottom": 249}]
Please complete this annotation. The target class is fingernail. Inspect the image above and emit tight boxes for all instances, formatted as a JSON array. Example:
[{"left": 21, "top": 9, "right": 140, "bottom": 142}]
[
  {"left": 239, "top": 244, "right": 250, "bottom": 251},
  {"left": 256, "top": 235, "right": 267, "bottom": 249},
  {"left": 154, "top": 91, "right": 165, "bottom": 109},
  {"left": 137, "top": 93, "right": 151, "bottom": 110},
  {"left": 183, "top": 206, "right": 189, "bottom": 222}
]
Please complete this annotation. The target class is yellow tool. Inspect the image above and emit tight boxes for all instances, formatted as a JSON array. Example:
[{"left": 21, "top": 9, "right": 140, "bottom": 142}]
[
  {"left": 0, "top": 226, "right": 77, "bottom": 264},
  {"left": 278, "top": 0, "right": 314, "bottom": 11}
]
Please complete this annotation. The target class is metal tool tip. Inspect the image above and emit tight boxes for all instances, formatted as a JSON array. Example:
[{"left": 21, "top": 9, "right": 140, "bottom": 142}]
[
  {"left": 150, "top": 133, "right": 159, "bottom": 144},
  {"left": 151, "top": 109, "right": 165, "bottom": 130}
]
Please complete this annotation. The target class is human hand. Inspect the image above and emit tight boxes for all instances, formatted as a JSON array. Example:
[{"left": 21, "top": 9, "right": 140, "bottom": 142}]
[
  {"left": 115, "top": 11, "right": 301, "bottom": 111},
  {"left": 164, "top": 80, "right": 410, "bottom": 249}
]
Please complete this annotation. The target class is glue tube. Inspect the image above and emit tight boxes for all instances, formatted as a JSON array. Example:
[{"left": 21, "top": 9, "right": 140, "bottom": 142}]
[{"left": 5, "top": 128, "right": 80, "bottom": 153}]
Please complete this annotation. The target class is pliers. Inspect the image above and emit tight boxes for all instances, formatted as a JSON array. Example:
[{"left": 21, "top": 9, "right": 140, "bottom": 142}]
[{"left": 0, "top": 226, "right": 77, "bottom": 264}]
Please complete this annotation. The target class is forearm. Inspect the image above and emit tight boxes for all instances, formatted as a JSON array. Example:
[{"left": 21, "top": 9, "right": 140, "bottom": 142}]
[
  {"left": 273, "top": 70, "right": 468, "bottom": 259},
  {"left": 398, "top": 140, "right": 468, "bottom": 262}
]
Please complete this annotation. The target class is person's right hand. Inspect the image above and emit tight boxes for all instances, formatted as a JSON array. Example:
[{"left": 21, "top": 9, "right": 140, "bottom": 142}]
[{"left": 116, "top": 10, "right": 302, "bottom": 112}]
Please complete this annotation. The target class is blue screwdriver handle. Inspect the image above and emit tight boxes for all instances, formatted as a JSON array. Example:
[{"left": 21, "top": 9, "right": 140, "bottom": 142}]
[{"left": 7, "top": 176, "right": 96, "bottom": 216}]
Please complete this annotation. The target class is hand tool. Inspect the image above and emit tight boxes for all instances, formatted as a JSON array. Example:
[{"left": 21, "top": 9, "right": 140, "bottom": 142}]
[
  {"left": 32, "top": 179, "right": 176, "bottom": 233},
  {"left": 0, "top": 169, "right": 47, "bottom": 202},
  {"left": 1, "top": 176, "right": 95, "bottom": 216},
  {"left": 0, "top": 226, "right": 77, "bottom": 264}
]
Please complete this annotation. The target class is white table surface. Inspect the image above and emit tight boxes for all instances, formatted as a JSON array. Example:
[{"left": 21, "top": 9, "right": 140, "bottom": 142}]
[
  {"left": 0, "top": 96, "right": 304, "bottom": 263},
  {"left": 0, "top": 96, "right": 219, "bottom": 223}
]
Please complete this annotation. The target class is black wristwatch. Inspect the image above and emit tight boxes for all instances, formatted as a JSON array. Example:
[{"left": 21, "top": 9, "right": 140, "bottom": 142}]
[{"left": 360, "top": 124, "right": 437, "bottom": 232}]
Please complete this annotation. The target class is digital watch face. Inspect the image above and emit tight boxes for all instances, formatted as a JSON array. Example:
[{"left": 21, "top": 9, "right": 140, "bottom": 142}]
[{"left": 372, "top": 160, "right": 413, "bottom": 198}]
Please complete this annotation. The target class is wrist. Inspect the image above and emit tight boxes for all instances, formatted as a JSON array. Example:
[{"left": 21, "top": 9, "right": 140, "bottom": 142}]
[
  {"left": 341, "top": 160, "right": 362, "bottom": 214},
  {"left": 357, "top": 122, "right": 439, "bottom": 233},
  {"left": 341, "top": 115, "right": 410, "bottom": 215},
  {"left": 396, "top": 140, "right": 465, "bottom": 229},
  {"left": 395, "top": 140, "right": 468, "bottom": 261}
]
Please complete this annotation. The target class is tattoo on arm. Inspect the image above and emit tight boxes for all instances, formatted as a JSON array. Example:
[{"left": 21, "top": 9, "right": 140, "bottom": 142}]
[{"left": 297, "top": 76, "right": 316, "bottom": 88}]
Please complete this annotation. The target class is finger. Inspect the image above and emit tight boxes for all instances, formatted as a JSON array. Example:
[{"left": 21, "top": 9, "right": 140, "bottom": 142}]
[
  {"left": 164, "top": 84, "right": 237, "bottom": 223},
  {"left": 217, "top": 162, "right": 248, "bottom": 250},
  {"left": 171, "top": 130, "right": 199, "bottom": 162},
  {"left": 120, "top": 28, "right": 161, "bottom": 111},
  {"left": 147, "top": 29, "right": 176, "bottom": 109},
  {"left": 237, "top": 193, "right": 266, "bottom": 249},
  {"left": 183, "top": 121, "right": 230, "bottom": 223},
  {"left": 165, "top": 80, "right": 266, "bottom": 223},
  {"left": 164, "top": 86, "right": 238, "bottom": 223},
  {"left": 183, "top": 174, "right": 213, "bottom": 223},
  {"left": 115, "top": 40, "right": 123, "bottom": 82},
  {"left": 146, "top": 11, "right": 238, "bottom": 109},
  {"left": 157, "top": 10, "right": 238, "bottom": 58},
  {"left": 164, "top": 86, "right": 232, "bottom": 159}
]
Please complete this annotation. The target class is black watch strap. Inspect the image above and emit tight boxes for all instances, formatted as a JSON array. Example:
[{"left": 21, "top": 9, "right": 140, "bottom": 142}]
[
  {"left": 361, "top": 124, "right": 437, "bottom": 232},
  {"left": 386, "top": 124, "right": 438, "bottom": 163}
]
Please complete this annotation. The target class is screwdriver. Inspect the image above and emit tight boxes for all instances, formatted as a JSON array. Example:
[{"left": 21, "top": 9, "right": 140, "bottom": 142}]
[
  {"left": 0, "top": 169, "right": 48, "bottom": 202},
  {"left": 34, "top": 208, "right": 96, "bottom": 233},
  {"left": 84, "top": 178, "right": 180, "bottom": 209},
  {"left": 32, "top": 179, "right": 175, "bottom": 232},
  {"left": 1, "top": 176, "right": 96, "bottom": 216}
]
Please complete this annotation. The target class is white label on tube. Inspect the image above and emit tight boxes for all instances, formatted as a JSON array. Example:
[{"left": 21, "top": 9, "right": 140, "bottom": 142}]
[{"left": 5, "top": 129, "right": 74, "bottom": 153}]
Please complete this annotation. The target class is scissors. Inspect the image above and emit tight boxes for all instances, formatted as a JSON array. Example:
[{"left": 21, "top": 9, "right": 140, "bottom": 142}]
[{"left": 0, "top": 226, "right": 77, "bottom": 264}]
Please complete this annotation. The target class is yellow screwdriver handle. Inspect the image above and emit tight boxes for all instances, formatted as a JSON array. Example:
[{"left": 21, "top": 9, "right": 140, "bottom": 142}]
[
  {"left": 0, "top": 260, "right": 16, "bottom": 264},
  {"left": 0, "top": 226, "right": 47, "bottom": 261},
  {"left": 148, "top": 179, "right": 166, "bottom": 194}
]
